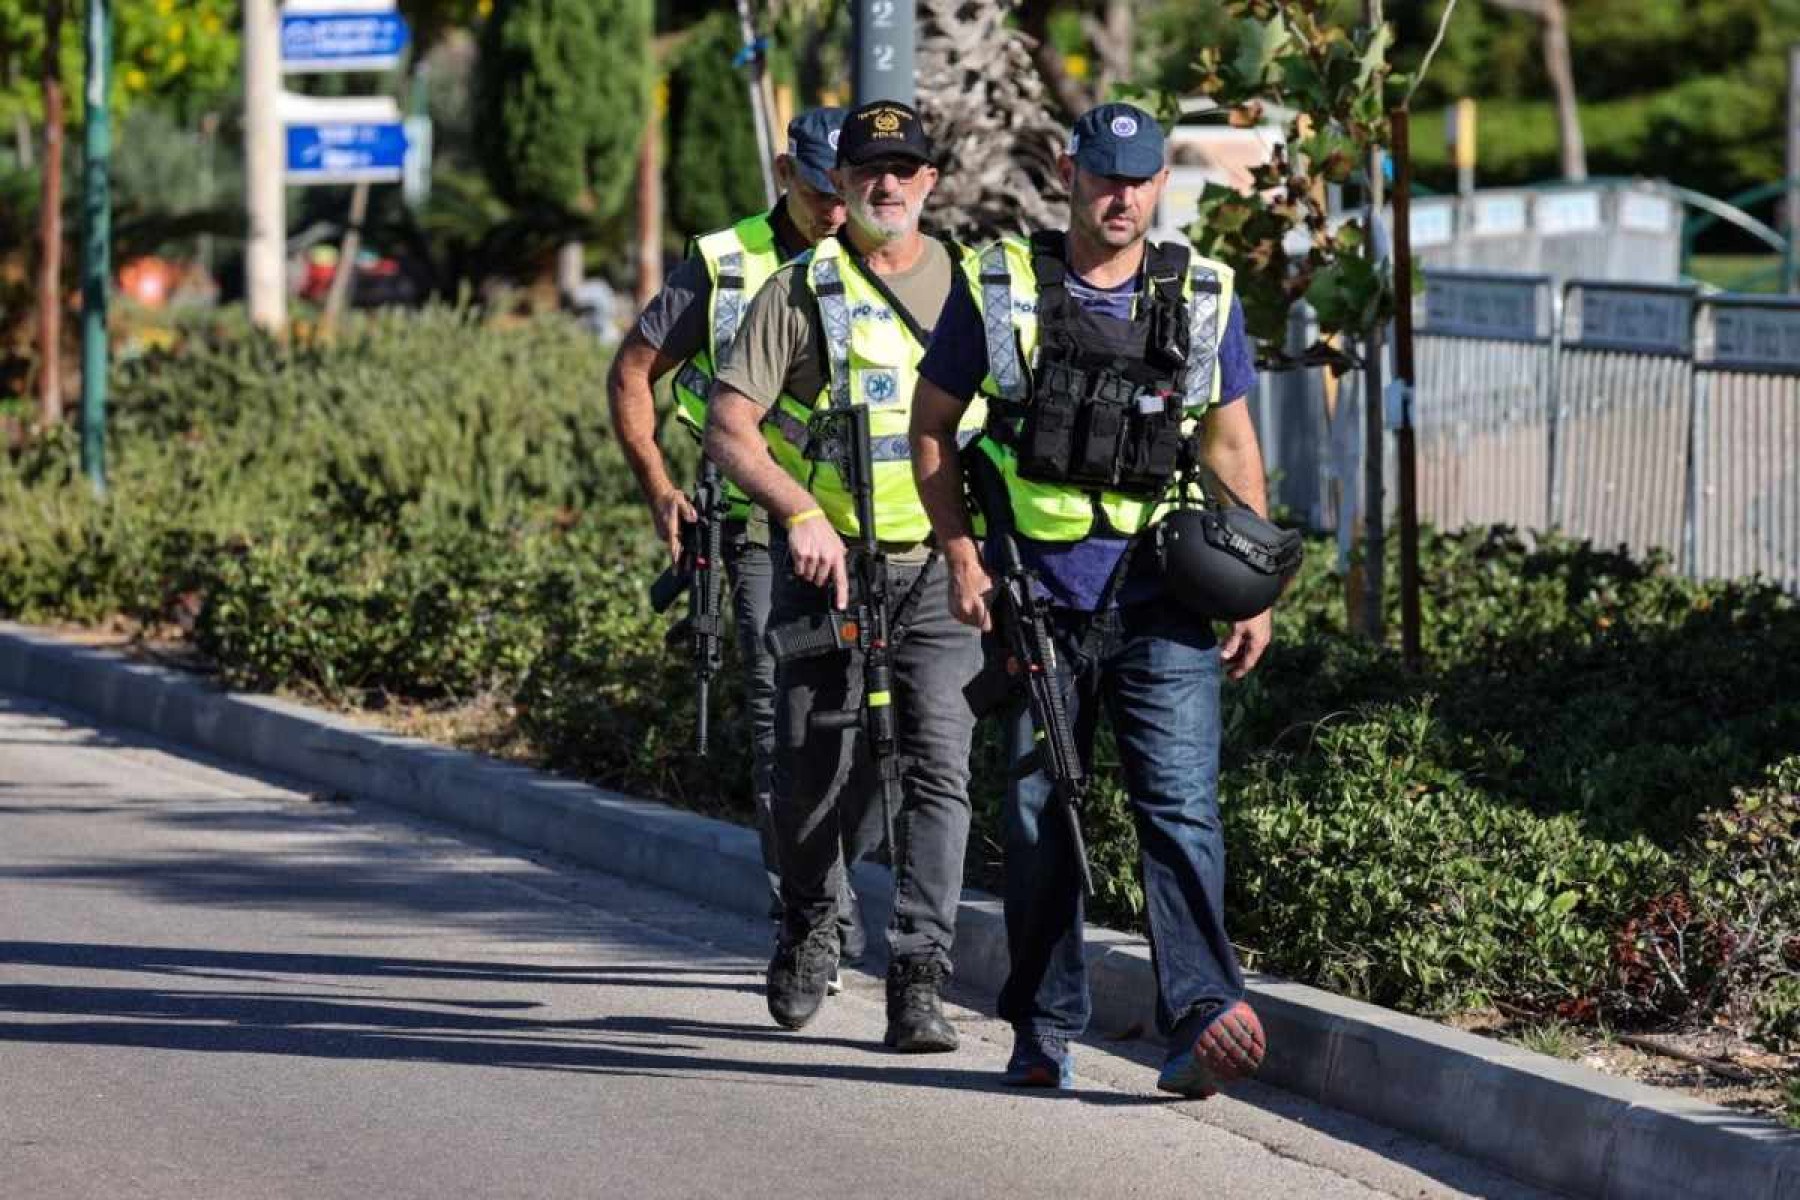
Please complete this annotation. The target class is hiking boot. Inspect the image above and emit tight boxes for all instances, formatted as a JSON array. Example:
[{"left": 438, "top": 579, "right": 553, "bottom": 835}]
[
  {"left": 766, "top": 919, "right": 840, "bottom": 1031},
  {"left": 1157, "top": 999, "right": 1266, "bottom": 1098},
  {"left": 883, "top": 957, "right": 958, "bottom": 1052},
  {"left": 1002, "top": 1030, "right": 1075, "bottom": 1089}
]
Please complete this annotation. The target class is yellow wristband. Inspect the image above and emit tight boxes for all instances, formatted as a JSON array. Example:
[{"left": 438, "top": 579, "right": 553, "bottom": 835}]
[{"left": 786, "top": 507, "right": 825, "bottom": 530}]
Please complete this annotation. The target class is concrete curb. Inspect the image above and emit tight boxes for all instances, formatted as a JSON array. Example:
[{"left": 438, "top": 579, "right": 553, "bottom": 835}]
[{"left": 4, "top": 621, "right": 1797, "bottom": 1199}]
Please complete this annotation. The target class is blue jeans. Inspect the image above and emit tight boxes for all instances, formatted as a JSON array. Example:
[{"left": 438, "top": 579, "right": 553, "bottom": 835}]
[{"left": 996, "top": 602, "right": 1245, "bottom": 1041}]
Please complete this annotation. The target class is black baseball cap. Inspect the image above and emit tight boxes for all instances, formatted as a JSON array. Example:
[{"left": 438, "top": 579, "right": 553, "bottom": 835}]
[
  {"left": 835, "top": 99, "right": 935, "bottom": 168},
  {"left": 786, "top": 107, "right": 846, "bottom": 196},
  {"left": 1067, "top": 102, "right": 1166, "bottom": 179}
]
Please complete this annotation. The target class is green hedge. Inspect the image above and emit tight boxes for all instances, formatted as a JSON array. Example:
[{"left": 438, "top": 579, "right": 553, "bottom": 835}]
[{"left": 3, "top": 310, "right": 1796, "bottom": 1043}]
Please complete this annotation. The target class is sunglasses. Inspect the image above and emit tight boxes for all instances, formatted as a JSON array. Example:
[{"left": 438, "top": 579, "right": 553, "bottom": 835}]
[{"left": 847, "top": 158, "right": 927, "bottom": 183}]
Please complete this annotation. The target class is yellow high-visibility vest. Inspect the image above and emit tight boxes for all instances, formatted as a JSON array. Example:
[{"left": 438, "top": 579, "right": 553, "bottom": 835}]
[
  {"left": 964, "top": 235, "right": 1236, "bottom": 541},
  {"left": 670, "top": 210, "right": 787, "bottom": 518},
  {"left": 762, "top": 235, "right": 987, "bottom": 544}
]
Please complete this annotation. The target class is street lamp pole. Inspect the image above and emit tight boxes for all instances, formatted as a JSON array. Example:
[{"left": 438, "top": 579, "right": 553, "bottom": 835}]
[{"left": 80, "top": 0, "right": 111, "bottom": 493}]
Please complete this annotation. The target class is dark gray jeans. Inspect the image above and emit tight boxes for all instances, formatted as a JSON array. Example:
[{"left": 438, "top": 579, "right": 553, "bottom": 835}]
[
  {"left": 768, "top": 550, "right": 983, "bottom": 968},
  {"left": 728, "top": 522, "right": 869, "bottom": 956}
]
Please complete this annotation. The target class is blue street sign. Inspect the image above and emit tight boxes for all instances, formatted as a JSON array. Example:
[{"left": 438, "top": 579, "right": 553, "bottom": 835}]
[
  {"left": 286, "top": 121, "right": 408, "bottom": 184},
  {"left": 281, "top": 12, "right": 410, "bottom": 74}
]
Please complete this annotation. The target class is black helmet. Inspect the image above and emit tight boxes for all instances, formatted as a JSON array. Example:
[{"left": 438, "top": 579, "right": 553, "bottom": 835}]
[{"left": 1155, "top": 504, "right": 1303, "bottom": 622}]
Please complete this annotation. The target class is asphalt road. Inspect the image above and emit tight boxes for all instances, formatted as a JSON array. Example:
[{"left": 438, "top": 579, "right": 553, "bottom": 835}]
[{"left": 0, "top": 693, "right": 1555, "bottom": 1200}]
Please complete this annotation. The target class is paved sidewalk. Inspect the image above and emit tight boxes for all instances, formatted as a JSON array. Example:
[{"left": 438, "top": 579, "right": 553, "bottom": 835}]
[
  {"left": 6, "top": 621, "right": 1798, "bottom": 1200},
  {"left": 1, "top": 693, "right": 1555, "bottom": 1200}
]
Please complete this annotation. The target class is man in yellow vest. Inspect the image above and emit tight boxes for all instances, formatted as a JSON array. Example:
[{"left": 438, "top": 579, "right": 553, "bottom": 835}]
[
  {"left": 705, "top": 100, "right": 987, "bottom": 1050},
  {"left": 910, "top": 103, "right": 1275, "bottom": 1093},
  {"left": 607, "top": 108, "right": 876, "bottom": 973}
]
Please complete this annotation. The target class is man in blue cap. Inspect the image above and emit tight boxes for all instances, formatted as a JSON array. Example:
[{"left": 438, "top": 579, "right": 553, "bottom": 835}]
[
  {"left": 909, "top": 101, "right": 1276, "bottom": 1093},
  {"left": 609, "top": 107, "right": 876, "bottom": 979}
]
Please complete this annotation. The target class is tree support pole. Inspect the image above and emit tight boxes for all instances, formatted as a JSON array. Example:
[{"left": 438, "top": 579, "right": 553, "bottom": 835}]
[
  {"left": 1391, "top": 107, "right": 1422, "bottom": 671},
  {"left": 1358, "top": 0, "right": 1387, "bottom": 643}
]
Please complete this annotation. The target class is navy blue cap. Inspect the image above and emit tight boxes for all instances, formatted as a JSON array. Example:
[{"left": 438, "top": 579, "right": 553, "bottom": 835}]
[
  {"left": 1068, "top": 103, "right": 1166, "bottom": 179},
  {"left": 786, "top": 107, "right": 846, "bottom": 196}
]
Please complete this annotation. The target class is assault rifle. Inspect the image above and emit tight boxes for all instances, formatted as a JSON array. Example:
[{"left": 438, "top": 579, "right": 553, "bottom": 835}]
[
  {"left": 764, "top": 404, "right": 903, "bottom": 853},
  {"left": 649, "top": 459, "right": 729, "bottom": 753},
  {"left": 967, "top": 459, "right": 1095, "bottom": 895}
]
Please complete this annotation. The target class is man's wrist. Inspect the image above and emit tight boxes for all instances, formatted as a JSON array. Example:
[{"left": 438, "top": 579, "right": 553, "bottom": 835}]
[{"left": 943, "top": 535, "right": 984, "bottom": 570}]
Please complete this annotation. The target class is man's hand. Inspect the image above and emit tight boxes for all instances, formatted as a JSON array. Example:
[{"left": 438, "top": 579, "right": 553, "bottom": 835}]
[
  {"left": 787, "top": 514, "right": 849, "bottom": 609},
  {"left": 946, "top": 548, "right": 994, "bottom": 631},
  {"left": 651, "top": 487, "right": 697, "bottom": 562},
  {"left": 1220, "top": 609, "right": 1272, "bottom": 681}
]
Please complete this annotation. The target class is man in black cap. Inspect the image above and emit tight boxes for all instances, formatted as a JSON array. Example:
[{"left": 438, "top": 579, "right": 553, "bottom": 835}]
[
  {"left": 704, "top": 99, "right": 989, "bottom": 1050},
  {"left": 910, "top": 101, "right": 1275, "bottom": 1093},
  {"left": 609, "top": 107, "right": 873, "bottom": 976}
]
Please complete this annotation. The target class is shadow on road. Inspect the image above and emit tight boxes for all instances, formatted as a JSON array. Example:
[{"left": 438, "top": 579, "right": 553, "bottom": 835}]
[{"left": 0, "top": 941, "right": 997, "bottom": 1095}]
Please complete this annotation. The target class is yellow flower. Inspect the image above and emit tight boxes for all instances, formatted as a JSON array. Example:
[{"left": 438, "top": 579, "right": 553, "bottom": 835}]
[
  {"left": 156, "top": 0, "right": 173, "bottom": 14},
  {"left": 125, "top": 67, "right": 148, "bottom": 92},
  {"left": 168, "top": 22, "right": 185, "bottom": 44}
]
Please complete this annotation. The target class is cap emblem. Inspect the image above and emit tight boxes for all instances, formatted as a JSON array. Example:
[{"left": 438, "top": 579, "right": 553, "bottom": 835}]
[
  {"left": 873, "top": 110, "right": 902, "bottom": 133},
  {"left": 1110, "top": 114, "right": 1139, "bottom": 138},
  {"left": 828, "top": 130, "right": 840, "bottom": 149}
]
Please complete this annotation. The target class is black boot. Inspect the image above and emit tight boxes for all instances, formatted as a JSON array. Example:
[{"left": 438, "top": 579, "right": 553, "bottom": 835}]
[
  {"left": 883, "top": 957, "right": 958, "bottom": 1052},
  {"left": 767, "top": 919, "right": 839, "bottom": 1031}
]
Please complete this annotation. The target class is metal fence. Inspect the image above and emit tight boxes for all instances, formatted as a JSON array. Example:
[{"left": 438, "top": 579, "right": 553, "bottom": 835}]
[
  {"left": 1689, "top": 297, "right": 1800, "bottom": 588},
  {"left": 1392, "top": 273, "right": 1800, "bottom": 592},
  {"left": 1413, "top": 272, "right": 1557, "bottom": 532},
  {"left": 1550, "top": 281, "right": 1697, "bottom": 563}
]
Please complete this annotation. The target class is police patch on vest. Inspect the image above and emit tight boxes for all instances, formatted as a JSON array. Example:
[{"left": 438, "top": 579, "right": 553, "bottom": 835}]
[{"left": 858, "top": 367, "right": 901, "bottom": 405}]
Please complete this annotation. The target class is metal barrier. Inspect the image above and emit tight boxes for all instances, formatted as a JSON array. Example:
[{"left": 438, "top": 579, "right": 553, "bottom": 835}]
[
  {"left": 1244, "top": 275, "right": 1800, "bottom": 596},
  {"left": 1689, "top": 296, "right": 1800, "bottom": 592},
  {"left": 1549, "top": 281, "right": 1698, "bottom": 563},
  {"left": 1414, "top": 271, "right": 1557, "bottom": 531}
]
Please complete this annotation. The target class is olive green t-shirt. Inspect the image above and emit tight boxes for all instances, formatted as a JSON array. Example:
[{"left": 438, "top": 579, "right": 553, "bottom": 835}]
[{"left": 714, "top": 235, "right": 956, "bottom": 410}]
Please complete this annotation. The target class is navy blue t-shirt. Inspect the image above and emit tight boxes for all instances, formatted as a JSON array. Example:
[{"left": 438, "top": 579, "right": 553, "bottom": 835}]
[{"left": 919, "top": 263, "right": 1257, "bottom": 611}]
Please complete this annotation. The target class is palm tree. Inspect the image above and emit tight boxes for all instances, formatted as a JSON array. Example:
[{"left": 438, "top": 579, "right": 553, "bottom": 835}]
[{"left": 916, "top": 0, "right": 1069, "bottom": 241}]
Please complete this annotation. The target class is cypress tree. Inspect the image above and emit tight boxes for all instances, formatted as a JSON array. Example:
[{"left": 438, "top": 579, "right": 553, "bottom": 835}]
[
  {"left": 661, "top": 12, "right": 767, "bottom": 245},
  {"left": 475, "top": 0, "right": 652, "bottom": 222}
]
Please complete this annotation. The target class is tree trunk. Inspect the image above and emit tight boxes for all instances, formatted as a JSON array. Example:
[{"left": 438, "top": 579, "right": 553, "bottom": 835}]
[
  {"left": 1082, "top": 0, "right": 1134, "bottom": 103},
  {"left": 634, "top": 104, "right": 662, "bottom": 309},
  {"left": 36, "top": 0, "right": 65, "bottom": 429},
  {"left": 1540, "top": 0, "right": 1586, "bottom": 180},
  {"left": 556, "top": 242, "right": 584, "bottom": 303},
  {"left": 319, "top": 181, "right": 369, "bottom": 339},
  {"left": 1016, "top": 0, "right": 1091, "bottom": 123}
]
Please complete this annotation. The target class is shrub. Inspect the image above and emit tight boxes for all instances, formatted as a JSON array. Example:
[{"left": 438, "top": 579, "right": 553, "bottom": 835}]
[{"left": 5, "top": 309, "right": 1797, "bottom": 1051}]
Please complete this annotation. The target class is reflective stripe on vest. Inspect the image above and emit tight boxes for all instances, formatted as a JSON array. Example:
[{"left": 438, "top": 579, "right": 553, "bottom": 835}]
[
  {"left": 672, "top": 211, "right": 784, "bottom": 437},
  {"left": 967, "top": 236, "right": 1236, "bottom": 543},
  {"left": 980, "top": 242, "right": 1028, "bottom": 402},
  {"left": 760, "top": 237, "right": 987, "bottom": 542}
]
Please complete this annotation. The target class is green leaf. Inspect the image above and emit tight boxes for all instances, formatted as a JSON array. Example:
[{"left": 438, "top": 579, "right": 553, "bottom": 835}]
[{"left": 1228, "top": 15, "right": 1293, "bottom": 90}]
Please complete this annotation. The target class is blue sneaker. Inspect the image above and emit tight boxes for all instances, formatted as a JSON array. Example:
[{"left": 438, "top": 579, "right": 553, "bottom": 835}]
[
  {"left": 1157, "top": 1000, "right": 1265, "bottom": 1098},
  {"left": 1002, "top": 1031, "right": 1075, "bottom": 1089}
]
